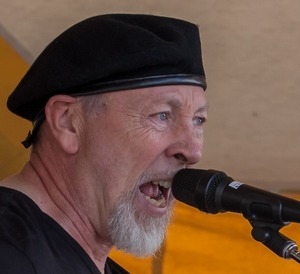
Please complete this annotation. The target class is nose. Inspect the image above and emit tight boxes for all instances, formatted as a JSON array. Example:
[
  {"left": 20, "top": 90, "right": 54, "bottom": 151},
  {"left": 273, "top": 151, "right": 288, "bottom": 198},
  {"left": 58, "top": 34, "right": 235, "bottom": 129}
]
[{"left": 166, "top": 125, "right": 203, "bottom": 166}]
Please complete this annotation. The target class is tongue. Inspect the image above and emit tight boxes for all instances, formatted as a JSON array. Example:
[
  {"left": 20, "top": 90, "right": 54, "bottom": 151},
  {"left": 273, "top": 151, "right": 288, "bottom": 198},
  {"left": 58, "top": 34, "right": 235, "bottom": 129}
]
[{"left": 139, "top": 182, "right": 159, "bottom": 198}]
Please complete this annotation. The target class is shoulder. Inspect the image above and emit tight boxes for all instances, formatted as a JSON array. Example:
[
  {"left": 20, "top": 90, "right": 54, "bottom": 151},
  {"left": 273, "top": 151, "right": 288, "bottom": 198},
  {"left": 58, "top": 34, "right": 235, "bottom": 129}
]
[
  {"left": 0, "top": 187, "right": 46, "bottom": 253},
  {"left": 0, "top": 241, "right": 36, "bottom": 273}
]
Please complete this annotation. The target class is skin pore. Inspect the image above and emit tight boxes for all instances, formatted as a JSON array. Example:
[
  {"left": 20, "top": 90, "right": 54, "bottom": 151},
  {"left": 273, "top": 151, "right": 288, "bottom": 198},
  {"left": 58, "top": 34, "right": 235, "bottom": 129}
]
[{"left": 0, "top": 85, "right": 207, "bottom": 273}]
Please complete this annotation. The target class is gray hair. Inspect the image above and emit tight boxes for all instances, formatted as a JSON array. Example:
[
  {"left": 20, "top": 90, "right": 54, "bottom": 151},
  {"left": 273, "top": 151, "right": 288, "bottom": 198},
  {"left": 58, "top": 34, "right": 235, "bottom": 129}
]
[{"left": 77, "top": 93, "right": 108, "bottom": 118}]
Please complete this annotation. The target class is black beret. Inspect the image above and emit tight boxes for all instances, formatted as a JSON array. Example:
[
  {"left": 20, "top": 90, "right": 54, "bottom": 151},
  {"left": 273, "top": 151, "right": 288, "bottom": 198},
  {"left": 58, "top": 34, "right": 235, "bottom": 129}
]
[{"left": 7, "top": 13, "right": 207, "bottom": 122}]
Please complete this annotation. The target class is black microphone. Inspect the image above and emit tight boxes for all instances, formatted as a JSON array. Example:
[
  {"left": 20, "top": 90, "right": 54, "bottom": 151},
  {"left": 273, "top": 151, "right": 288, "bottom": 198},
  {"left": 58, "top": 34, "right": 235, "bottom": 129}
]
[{"left": 172, "top": 168, "right": 300, "bottom": 224}]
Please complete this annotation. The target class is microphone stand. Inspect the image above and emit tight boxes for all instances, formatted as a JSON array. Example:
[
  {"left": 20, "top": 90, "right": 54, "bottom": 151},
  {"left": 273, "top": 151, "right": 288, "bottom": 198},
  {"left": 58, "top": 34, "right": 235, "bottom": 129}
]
[
  {"left": 240, "top": 194, "right": 300, "bottom": 264},
  {"left": 250, "top": 222, "right": 300, "bottom": 263}
]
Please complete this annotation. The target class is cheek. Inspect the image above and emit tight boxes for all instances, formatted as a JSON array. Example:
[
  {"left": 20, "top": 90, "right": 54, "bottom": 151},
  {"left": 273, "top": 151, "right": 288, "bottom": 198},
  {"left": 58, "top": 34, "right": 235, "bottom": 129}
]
[
  {"left": 123, "top": 127, "right": 168, "bottom": 163},
  {"left": 83, "top": 119, "right": 167, "bottom": 187}
]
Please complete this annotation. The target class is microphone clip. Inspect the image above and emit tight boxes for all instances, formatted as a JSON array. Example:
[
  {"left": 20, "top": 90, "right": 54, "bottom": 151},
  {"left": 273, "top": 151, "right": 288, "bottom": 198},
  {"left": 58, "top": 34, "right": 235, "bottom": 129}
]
[
  {"left": 249, "top": 220, "right": 300, "bottom": 263},
  {"left": 240, "top": 193, "right": 300, "bottom": 264}
]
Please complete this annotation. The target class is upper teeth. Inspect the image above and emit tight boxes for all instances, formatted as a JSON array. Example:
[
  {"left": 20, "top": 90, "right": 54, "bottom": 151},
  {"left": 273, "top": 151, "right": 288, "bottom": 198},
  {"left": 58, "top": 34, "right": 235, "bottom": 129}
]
[{"left": 153, "top": 181, "right": 171, "bottom": 188}]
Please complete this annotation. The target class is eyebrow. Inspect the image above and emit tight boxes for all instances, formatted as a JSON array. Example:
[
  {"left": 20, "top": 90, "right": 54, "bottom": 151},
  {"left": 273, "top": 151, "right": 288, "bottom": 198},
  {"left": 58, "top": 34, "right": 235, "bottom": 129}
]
[
  {"left": 166, "top": 97, "right": 209, "bottom": 114},
  {"left": 196, "top": 102, "right": 209, "bottom": 114}
]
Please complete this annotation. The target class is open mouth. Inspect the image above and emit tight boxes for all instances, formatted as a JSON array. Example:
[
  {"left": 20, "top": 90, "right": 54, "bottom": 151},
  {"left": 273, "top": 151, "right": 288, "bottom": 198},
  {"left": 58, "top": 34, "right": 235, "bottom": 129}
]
[{"left": 139, "top": 181, "right": 171, "bottom": 208}]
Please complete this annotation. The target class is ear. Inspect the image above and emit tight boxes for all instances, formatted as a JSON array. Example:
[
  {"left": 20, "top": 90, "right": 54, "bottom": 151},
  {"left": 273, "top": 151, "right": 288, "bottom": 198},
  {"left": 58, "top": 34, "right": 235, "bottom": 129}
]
[{"left": 44, "top": 95, "right": 81, "bottom": 154}]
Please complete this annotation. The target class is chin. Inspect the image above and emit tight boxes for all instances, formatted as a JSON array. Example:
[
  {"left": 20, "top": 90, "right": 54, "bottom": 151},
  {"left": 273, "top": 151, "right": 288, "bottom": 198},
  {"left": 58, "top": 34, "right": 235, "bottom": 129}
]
[{"left": 107, "top": 191, "right": 174, "bottom": 256}]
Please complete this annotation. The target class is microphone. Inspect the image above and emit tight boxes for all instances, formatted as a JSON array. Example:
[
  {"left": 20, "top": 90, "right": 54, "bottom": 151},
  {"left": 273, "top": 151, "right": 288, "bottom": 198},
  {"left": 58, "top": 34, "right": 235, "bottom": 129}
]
[{"left": 172, "top": 168, "right": 300, "bottom": 224}]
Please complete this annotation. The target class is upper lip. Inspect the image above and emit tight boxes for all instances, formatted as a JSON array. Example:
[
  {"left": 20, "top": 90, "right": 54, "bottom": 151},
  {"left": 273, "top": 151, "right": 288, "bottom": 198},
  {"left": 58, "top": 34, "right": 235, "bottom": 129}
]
[{"left": 146, "top": 169, "right": 182, "bottom": 186}]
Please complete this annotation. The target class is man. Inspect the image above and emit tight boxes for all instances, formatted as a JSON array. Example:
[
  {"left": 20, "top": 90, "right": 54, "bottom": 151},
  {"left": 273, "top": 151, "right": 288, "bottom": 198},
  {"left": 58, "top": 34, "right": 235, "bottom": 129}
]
[{"left": 0, "top": 14, "right": 208, "bottom": 273}]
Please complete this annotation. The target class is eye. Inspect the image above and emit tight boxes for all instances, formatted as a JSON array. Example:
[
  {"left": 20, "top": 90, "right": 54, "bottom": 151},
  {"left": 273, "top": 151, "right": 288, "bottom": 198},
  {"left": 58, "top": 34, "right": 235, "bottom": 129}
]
[
  {"left": 193, "top": 116, "right": 206, "bottom": 126},
  {"left": 153, "top": 112, "right": 170, "bottom": 121}
]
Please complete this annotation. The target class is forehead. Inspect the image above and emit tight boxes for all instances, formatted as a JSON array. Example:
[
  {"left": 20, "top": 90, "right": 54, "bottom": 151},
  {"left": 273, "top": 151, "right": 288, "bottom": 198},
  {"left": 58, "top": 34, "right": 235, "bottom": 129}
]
[{"left": 106, "top": 85, "right": 207, "bottom": 110}]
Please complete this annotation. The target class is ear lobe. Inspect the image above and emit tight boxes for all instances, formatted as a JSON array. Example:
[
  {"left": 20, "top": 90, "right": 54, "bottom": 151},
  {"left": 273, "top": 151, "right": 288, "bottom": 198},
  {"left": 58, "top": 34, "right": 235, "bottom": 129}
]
[{"left": 44, "top": 95, "right": 80, "bottom": 154}]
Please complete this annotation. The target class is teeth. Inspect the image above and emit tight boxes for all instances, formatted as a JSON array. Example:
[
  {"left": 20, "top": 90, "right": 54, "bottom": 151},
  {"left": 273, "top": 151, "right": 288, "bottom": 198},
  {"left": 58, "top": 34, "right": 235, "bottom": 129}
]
[
  {"left": 144, "top": 195, "right": 167, "bottom": 207},
  {"left": 152, "top": 181, "right": 171, "bottom": 188},
  {"left": 159, "top": 181, "right": 171, "bottom": 188},
  {"left": 140, "top": 180, "right": 170, "bottom": 208}
]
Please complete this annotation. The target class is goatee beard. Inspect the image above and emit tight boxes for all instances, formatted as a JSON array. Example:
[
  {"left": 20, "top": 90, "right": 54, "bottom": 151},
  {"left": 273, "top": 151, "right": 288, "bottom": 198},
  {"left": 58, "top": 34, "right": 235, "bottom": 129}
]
[{"left": 107, "top": 186, "right": 174, "bottom": 257}]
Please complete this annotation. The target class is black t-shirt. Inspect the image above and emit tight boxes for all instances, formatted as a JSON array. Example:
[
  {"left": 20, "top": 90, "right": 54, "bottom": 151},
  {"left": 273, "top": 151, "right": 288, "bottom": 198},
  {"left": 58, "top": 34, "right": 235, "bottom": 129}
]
[{"left": 0, "top": 187, "right": 128, "bottom": 274}]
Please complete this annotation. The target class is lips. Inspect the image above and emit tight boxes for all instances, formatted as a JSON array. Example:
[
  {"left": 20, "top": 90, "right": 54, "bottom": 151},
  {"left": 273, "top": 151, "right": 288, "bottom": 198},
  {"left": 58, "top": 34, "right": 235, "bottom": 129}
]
[{"left": 139, "top": 180, "right": 171, "bottom": 208}]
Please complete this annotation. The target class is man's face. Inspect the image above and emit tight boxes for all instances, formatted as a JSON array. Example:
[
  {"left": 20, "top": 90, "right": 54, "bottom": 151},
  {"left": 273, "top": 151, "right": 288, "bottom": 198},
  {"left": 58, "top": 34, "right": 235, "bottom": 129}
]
[{"left": 79, "top": 85, "right": 207, "bottom": 255}]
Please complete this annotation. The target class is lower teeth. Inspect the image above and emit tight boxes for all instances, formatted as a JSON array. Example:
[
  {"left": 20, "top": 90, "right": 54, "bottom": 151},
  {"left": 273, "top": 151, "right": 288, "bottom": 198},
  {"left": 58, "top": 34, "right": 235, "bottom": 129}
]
[{"left": 144, "top": 195, "right": 166, "bottom": 207}]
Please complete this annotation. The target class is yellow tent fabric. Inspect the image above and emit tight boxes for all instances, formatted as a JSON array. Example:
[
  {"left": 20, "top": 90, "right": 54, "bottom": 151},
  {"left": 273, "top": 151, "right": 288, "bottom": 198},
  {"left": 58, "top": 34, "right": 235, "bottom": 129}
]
[
  {"left": 0, "top": 35, "right": 30, "bottom": 177},
  {"left": 2, "top": 35, "right": 300, "bottom": 274}
]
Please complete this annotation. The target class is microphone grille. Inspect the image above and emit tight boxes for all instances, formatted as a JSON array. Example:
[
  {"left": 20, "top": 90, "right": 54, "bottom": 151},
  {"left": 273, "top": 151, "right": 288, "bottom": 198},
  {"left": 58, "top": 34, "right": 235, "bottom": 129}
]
[
  {"left": 172, "top": 169, "right": 200, "bottom": 208},
  {"left": 172, "top": 169, "right": 227, "bottom": 213},
  {"left": 202, "top": 171, "right": 226, "bottom": 213}
]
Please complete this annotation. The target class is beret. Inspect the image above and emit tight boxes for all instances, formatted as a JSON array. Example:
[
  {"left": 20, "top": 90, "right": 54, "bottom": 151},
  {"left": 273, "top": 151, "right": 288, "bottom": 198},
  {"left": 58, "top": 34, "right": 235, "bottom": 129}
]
[{"left": 7, "top": 13, "right": 207, "bottom": 123}]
